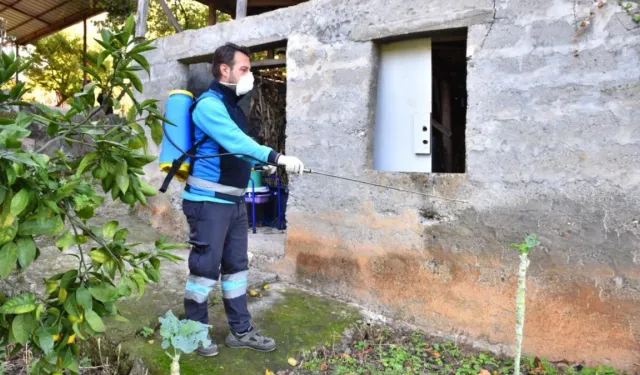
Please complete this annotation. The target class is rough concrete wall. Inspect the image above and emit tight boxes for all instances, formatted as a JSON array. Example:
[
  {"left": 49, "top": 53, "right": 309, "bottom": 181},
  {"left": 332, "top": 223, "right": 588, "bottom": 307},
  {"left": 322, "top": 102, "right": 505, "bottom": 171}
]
[{"left": 136, "top": 0, "right": 640, "bottom": 370}]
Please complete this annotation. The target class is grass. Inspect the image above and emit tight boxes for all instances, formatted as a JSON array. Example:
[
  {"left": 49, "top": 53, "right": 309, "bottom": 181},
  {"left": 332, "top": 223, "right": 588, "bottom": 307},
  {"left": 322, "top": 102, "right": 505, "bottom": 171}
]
[{"left": 281, "top": 323, "right": 625, "bottom": 375}]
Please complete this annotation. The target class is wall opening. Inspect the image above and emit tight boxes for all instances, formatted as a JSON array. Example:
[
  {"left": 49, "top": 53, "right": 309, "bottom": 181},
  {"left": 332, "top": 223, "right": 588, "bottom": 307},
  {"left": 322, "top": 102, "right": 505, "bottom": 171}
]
[
  {"left": 185, "top": 41, "right": 290, "bottom": 231},
  {"left": 244, "top": 42, "right": 290, "bottom": 230},
  {"left": 373, "top": 30, "right": 467, "bottom": 174},
  {"left": 431, "top": 37, "right": 467, "bottom": 173}
]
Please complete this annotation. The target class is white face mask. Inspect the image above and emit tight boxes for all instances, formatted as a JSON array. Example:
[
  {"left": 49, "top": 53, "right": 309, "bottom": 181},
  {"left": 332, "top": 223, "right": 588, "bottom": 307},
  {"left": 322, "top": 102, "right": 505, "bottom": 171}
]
[{"left": 221, "top": 72, "right": 254, "bottom": 96}]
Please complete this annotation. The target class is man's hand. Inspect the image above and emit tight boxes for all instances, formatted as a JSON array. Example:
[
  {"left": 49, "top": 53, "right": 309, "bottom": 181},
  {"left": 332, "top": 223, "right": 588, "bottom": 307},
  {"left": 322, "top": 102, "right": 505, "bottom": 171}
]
[
  {"left": 277, "top": 155, "right": 305, "bottom": 175},
  {"left": 261, "top": 165, "right": 277, "bottom": 175}
]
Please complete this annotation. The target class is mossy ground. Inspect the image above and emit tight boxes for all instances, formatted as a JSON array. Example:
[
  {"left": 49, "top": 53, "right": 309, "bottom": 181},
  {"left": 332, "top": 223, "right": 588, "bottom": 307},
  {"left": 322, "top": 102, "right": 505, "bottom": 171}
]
[{"left": 121, "top": 286, "right": 361, "bottom": 375}]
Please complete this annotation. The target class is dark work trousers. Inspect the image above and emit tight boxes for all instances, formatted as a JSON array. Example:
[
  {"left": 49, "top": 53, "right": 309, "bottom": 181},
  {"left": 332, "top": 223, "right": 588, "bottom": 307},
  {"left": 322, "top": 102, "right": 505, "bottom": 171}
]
[{"left": 182, "top": 199, "right": 252, "bottom": 333}]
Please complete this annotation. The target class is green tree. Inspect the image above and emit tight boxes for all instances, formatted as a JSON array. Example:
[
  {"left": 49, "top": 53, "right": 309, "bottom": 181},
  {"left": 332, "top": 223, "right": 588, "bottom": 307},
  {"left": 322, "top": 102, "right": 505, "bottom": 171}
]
[
  {"left": 26, "top": 33, "right": 106, "bottom": 107},
  {"left": 0, "top": 16, "right": 182, "bottom": 374},
  {"left": 96, "top": 0, "right": 231, "bottom": 38}
]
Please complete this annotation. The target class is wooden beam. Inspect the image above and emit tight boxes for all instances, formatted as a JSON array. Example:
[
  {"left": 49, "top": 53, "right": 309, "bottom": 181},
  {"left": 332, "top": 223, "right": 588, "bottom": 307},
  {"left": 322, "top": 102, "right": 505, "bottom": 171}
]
[
  {"left": 250, "top": 58, "right": 285, "bottom": 69},
  {"left": 440, "top": 79, "right": 453, "bottom": 172},
  {"left": 135, "top": 0, "right": 150, "bottom": 37},
  {"left": 236, "top": 0, "right": 247, "bottom": 19},
  {"left": 208, "top": 0, "right": 217, "bottom": 25},
  {"left": 15, "top": 7, "right": 103, "bottom": 45},
  {"left": 14, "top": 43, "right": 18, "bottom": 83},
  {"left": 156, "top": 0, "right": 183, "bottom": 33},
  {"left": 431, "top": 118, "right": 452, "bottom": 138},
  {"left": 83, "top": 18, "right": 87, "bottom": 85}
]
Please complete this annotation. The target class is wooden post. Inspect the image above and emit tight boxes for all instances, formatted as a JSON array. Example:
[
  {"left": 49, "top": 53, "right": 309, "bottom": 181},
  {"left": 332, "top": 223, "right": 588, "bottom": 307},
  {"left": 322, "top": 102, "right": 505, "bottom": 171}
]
[
  {"left": 441, "top": 79, "right": 453, "bottom": 173},
  {"left": 83, "top": 18, "right": 87, "bottom": 85},
  {"left": 15, "top": 43, "right": 18, "bottom": 83},
  {"left": 156, "top": 0, "right": 183, "bottom": 33},
  {"left": 135, "top": 0, "right": 150, "bottom": 37},
  {"left": 208, "top": 0, "right": 217, "bottom": 25},
  {"left": 236, "top": 0, "right": 247, "bottom": 19}
]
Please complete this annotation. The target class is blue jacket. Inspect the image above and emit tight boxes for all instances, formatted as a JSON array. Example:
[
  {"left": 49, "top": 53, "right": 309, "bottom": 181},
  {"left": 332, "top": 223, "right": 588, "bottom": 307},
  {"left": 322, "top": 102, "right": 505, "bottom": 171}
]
[{"left": 182, "top": 80, "right": 279, "bottom": 203}]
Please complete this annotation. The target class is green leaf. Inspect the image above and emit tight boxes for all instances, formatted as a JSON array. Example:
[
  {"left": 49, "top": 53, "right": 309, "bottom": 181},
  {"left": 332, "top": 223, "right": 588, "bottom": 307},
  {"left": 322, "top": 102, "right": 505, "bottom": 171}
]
[
  {"left": 144, "top": 264, "right": 160, "bottom": 282},
  {"left": 149, "top": 119, "right": 163, "bottom": 146},
  {"left": 2, "top": 152, "right": 38, "bottom": 167},
  {"left": 131, "top": 53, "right": 150, "bottom": 75},
  {"left": 12, "top": 313, "right": 35, "bottom": 345},
  {"left": 60, "top": 269, "right": 78, "bottom": 288},
  {"left": 129, "top": 40, "right": 155, "bottom": 55},
  {"left": 130, "top": 274, "right": 145, "bottom": 299},
  {"left": 123, "top": 15, "right": 135, "bottom": 41},
  {"left": 0, "top": 241, "right": 18, "bottom": 277},
  {"left": 70, "top": 321, "right": 85, "bottom": 341},
  {"left": 150, "top": 257, "right": 161, "bottom": 270},
  {"left": 524, "top": 233, "right": 540, "bottom": 249},
  {"left": 76, "top": 151, "right": 98, "bottom": 177},
  {"left": 0, "top": 293, "right": 37, "bottom": 314},
  {"left": 113, "top": 314, "right": 129, "bottom": 323},
  {"left": 9, "top": 188, "right": 30, "bottom": 216},
  {"left": 124, "top": 70, "right": 143, "bottom": 93},
  {"left": 101, "top": 158, "right": 116, "bottom": 174},
  {"left": 633, "top": 14, "right": 640, "bottom": 23},
  {"left": 113, "top": 228, "right": 129, "bottom": 243},
  {"left": 115, "top": 162, "right": 129, "bottom": 194},
  {"left": 96, "top": 50, "right": 110, "bottom": 69},
  {"left": 103, "top": 220, "right": 119, "bottom": 239},
  {"left": 157, "top": 251, "right": 183, "bottom": 263},
  {"left": 127, "top": 105, "right": 137, "bottom": 122},
  {"left": 89, "top": 248, "right": 110, "bottom": 263},
  {"left": 84, "top": 309, "right": 106, "bottom": 333},
  {"left": 80, "top": 65, "right": 102, "bottom": 82},
  {"left": 88, "top": 285, "right": 118, "bottom": 303},
  {"left": 55, "top": 229, "right": 76, "bottom": 251},
  {"left": 16, "top": 236, "right": 36, "bottom": 269},
  {"left": 36, "top": 329, "right": 54, "bottom": 355},
  {"left": 76, "top": 287, "right": 93, "bottom": 311},
  {"left": 18, "top": 215, "right": 64, "bottom": 236},
  {"left": 58, "top": 287, "right": 68, "bottom": 303}
]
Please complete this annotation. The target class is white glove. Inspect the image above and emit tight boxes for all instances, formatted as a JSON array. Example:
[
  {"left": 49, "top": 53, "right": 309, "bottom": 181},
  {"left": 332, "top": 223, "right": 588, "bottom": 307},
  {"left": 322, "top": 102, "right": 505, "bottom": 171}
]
[
  {"left": 277, "top": 155, "right": 305, "bottom": 175},
  {"left": 261, "top": 165, "right": 277, "bottom": 175}
]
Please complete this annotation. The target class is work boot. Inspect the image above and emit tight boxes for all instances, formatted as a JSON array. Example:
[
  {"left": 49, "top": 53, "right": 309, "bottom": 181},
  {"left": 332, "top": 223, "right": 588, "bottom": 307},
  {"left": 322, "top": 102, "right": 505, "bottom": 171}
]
[
  {"left": 225, "top": 328, "right": 276, "bottom": 352},
  {"left": 195, "top": 336, "right": 219, "bottom": 357}
]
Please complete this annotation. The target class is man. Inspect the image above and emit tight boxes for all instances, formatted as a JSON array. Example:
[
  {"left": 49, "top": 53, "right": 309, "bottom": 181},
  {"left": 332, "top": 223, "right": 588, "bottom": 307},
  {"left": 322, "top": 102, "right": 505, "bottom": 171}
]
[{"left": 182, "top": 42, "right": 304, "bottom": 356}]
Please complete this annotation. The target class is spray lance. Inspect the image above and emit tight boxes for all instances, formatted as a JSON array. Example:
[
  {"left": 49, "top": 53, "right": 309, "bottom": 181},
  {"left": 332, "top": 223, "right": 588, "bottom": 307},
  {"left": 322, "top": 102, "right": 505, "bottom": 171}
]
[{"left": 160, "top": 120, "right": 466, "bottom": 203}]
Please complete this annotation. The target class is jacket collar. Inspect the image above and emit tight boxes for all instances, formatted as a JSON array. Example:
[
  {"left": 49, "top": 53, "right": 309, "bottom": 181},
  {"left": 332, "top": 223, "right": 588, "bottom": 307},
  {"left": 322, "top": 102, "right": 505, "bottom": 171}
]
[{"left": 209, "top": 79, "right": 243, "bottom": 104}]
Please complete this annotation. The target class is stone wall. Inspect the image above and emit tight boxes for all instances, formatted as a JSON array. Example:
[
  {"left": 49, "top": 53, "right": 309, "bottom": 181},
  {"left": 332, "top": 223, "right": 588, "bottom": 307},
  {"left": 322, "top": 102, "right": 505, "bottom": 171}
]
[{"left": 135, "top": 0, "right": 640, "bottom": 370}]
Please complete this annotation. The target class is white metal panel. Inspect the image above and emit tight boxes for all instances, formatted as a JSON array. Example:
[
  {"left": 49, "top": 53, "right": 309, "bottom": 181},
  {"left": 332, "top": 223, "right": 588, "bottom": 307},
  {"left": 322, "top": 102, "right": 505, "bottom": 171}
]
[{"left": 374, "top": 38, "right": 432, "bottom": 172}]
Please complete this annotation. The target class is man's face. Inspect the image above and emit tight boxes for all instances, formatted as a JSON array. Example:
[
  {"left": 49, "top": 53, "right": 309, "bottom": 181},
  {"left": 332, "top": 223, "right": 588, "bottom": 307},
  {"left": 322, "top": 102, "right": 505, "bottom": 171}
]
[{"left": 220, "top": 51, "right": 251, "bottom": 84}]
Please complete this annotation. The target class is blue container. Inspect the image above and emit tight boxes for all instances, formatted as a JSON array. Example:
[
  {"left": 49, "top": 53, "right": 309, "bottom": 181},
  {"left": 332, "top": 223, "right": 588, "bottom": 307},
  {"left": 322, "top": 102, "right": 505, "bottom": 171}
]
[{"left": 159, "top": 90, "right": 194, "bottom": 182}]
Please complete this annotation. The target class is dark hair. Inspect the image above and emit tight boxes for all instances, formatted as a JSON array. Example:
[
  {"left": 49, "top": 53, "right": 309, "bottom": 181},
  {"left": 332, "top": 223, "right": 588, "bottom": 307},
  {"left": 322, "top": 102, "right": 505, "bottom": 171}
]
[{"left": 212, "top": 42, "right": 251, "bottom": 79}]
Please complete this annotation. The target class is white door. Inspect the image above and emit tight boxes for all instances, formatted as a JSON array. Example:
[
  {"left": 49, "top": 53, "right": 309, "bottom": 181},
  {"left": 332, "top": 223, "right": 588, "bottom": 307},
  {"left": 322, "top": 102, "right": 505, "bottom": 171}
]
[{"left": 374, "top": 38, "right": 432, "bottom": 173}]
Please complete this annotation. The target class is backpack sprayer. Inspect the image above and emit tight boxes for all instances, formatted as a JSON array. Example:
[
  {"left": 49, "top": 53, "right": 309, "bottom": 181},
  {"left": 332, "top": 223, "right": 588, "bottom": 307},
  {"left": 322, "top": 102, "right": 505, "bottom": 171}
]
[{"left": 158, "top": 90, "right": 467, "bottom": 203}]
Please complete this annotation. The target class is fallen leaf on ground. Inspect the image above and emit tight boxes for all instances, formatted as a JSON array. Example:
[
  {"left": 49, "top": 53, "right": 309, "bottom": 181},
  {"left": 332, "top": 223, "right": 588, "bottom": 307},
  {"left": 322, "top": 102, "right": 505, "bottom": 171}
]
[
  {"left": 320, "top": 361, "right": 328, "bottom": 371},
  {"left": 265, "top": 369, "right": 274, "bottom": 375},
  {"left": 288, "top": 358, "right": 298, "bottom": 366},
  {"left": 342, "top": 353, "right": 351, "bottom": 359},
  {"left": 478, "top": 369, "right": 491, "bottom": 375},
  {"left": 262, "top": 284, "right": 270, "bottom": 290},
  {"left": 249, "top": 289, "right": 259, "bottom": 297},
  {"left": 147, "top": 340, "right": 154, "bottom": 344}
]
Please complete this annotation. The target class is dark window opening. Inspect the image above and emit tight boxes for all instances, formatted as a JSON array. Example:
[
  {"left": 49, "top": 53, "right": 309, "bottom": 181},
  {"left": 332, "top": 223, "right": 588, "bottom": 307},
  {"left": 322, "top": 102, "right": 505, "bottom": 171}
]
[{"left": 431, "top": 38, "right": 467, "bottom": 173}]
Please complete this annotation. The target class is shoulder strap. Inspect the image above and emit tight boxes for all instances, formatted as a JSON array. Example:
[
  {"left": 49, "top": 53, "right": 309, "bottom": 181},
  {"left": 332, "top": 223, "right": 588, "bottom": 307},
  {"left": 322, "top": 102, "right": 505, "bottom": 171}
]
[{"left": 158, "top": 94, "right": 211, "bottom": 193}]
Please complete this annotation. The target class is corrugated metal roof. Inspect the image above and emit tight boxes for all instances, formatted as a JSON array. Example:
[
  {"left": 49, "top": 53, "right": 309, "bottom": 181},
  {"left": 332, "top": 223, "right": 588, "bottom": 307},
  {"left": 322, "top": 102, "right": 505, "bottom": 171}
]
[
  {"left": 0, "top": 0, "right": 104, "bottom": 45},
  {"left": 194, "top": 0, "right": 307, "bottom": 18}
]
